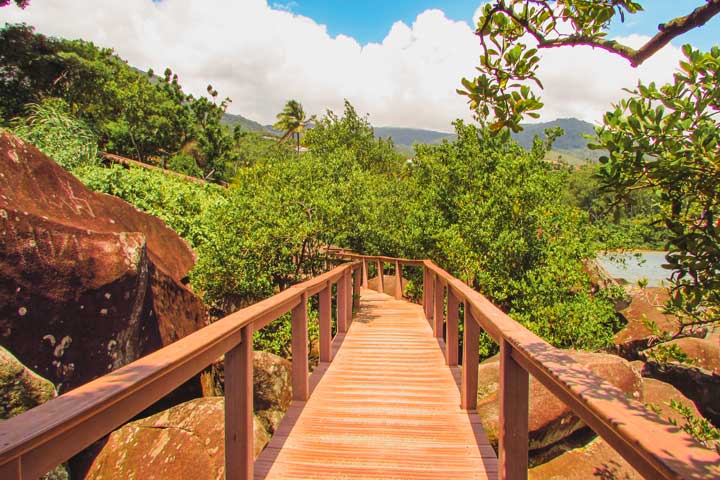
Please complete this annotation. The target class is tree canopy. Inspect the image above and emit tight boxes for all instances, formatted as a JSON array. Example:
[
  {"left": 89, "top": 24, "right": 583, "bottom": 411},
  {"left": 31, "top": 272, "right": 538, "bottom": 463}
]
[{"left": 459, "top": 0, "right": 720, "bottom": 349}]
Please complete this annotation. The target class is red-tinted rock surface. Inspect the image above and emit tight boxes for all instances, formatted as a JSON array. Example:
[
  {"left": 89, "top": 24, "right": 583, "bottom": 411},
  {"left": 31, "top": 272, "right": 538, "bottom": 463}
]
[
  {"left": 641, "top": 337, "right": 720, "bottom": 423},
  {"left": 529, "top": 436, "right": 642, "bottom": 480},
  {"left": 643, "top": 377, "right": 702, "bottom": 425},
  {"left": 0, "top": 133, "right": 206, "bottom": 391},
  {"left": 648, "top": 337, "right": 720, "bottom": 374},
  {"left": 213, "top": 350, "right": 292, "bottom": 433},
  {"left": 476, "top": 351, "right": 643, "bottom": 452},
  {"left": 615, "top": 287, "right": 680, "bottom": 358},
  {"left": 84, "top": 397, "right": 269, "bottom": 480}
]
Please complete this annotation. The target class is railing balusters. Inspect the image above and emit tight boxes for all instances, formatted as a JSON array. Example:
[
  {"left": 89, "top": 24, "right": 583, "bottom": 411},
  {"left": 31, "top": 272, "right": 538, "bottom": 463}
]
[
  {"left": 362, "top": 258, "right": 369, "bottom": 287},
  {"left": 291, "top": 293, "right": 309, "bottom": 401},
  {"left": 377, "top": 260, "right": 385, "bottom": 293},
  {"left": 0, "top": 458, "right": 21, "bottom": 480},
  {"left": 433, "top": 276, "right": 444, "bottom": 339},
  {"left": 337, "top": 273, "right": 347, "bottom": 333},
  {"left": 394, "top": 260, "right": 402, "bottom": 299},
  {"left": 425, "top": 271, "right": 434, "bottom": 322},
  {"left": 446, "top": 288, "right": 459, "bottom": 366},
  {"left": 345, "top": 269, "right": 353, "bottom": 326},
  {"left": 461, "top": 306, "right": 479, "bottom": 410},
  {"left": 422, "top": 267, "right": 429, "bottom": 317},
  {"left": 319, "top": 284, "right": 332, "bottom": 362},
  {"left": 225, "top": 324, "right": 254, "bottom": 480},
  {"left": 499, "top": 339, "right": 529, "bottom": 480},
  {"left": 353, "top": 266, "right": 362, "bottom": 312}
]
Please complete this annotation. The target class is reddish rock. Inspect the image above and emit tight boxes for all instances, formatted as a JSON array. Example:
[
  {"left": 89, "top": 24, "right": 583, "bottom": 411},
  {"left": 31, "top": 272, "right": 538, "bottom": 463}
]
[
  {"left": 85, "top": 397, "right": 269, "bottom": 480},
  {"left": 641, "top": 338, "right": 720, "bottom": 423},
  {"left": 615, "top": 287, "right": 680, "bottom": 358},
  {"left": 529, "top": 436, "right": 642, "bottom": 480},
  {"left": 213, "top": 350, "right": 292, "bottom": 433},
  {"left": 648, "top": 337, "right": 720, "bottom": 374},
  {"left": 0, "top": 133, "right": 206, "bottom": 392},
  {"left": 477, "top": 351, "right": 643, "bottom": 452},
  {"left": 643, "top": 377, "right": 702, "bottom": 425}
]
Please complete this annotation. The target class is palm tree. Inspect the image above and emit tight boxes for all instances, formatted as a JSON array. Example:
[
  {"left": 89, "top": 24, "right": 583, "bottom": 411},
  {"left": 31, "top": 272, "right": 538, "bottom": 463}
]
[{"left": 274, "top": 100, "right": 315, "bottom": 153}]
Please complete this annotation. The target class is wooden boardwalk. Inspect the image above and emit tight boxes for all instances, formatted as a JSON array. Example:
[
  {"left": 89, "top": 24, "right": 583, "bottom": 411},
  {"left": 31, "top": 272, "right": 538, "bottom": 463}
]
[{"left": 255, "top": 288, "right": 498, "bottom": 479}]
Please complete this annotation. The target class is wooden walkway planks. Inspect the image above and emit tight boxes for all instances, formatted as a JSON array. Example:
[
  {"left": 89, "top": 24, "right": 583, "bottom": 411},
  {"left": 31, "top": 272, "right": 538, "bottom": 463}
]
[{"left": 255, "top": 288, "right": 498, "bottom": 480}]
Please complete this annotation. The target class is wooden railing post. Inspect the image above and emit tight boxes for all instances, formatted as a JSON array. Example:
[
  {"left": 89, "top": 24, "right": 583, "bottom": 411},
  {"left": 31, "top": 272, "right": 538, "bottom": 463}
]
[
  {"left": 225, "top": 324, "right": 254, "bottom": 480},
  {"left": 433, "top": 276, "right": 444, "bottom": 339},
  {"left": 422, "top": 267, "right": 428, "bottom": 317},
  {"left": 337, "top": 275, "right": 347, "bottom": 333},
  {"left": 394, "top": 260, "right": 402, "bottom": 299},
  {"left": 0, "top": 458, "right": 21, "bottom": 480},
  {"left": 461, "top": 306, "right": 479, "bottom": 410},
  {"left": 446, "top": 287, "right": 459, "bottom": 366},
  {"left": 291, "top": 293, "right": 309, "bottom": 401},
  {"left": 345, "top": 269, "right": 353, "bottom": 326},
  {"left": 499, "top": 339, "right": 529, "bottom": 480},
  {"left": 319, "top": 284, "right": 331, "bottom": 362},
  {"left": 425, "top": 271, "right": 434, "bottom": 321},
  {"left": 353, "top": 266, "right": 361, "bottom": 312},
  {"left": 377, "top": 260, "right": 385, "bottom": 293},
  {"left": 362, "top": 258, "right": 369, "bottom": 287}
]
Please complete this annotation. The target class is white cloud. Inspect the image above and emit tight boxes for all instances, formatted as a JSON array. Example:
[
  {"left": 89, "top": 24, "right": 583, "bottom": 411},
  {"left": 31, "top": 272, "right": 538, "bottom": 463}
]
[{"left": 3, "top": 1, "right": 684, "bottom": 131}]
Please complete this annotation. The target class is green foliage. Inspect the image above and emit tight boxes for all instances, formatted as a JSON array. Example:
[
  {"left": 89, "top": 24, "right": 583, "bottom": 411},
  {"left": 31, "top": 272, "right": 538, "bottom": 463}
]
[
  {"left": 73, "top": 163, "right": 225, "bottom": 250},
  {"left": 0, "top": 24, "right": 234, "bottom": 182},
  {"left": 167, "top": 151, "right": 203, "bottom": 178},
  {"left": 305, "top": 100, "right": 405, "bottom": 175},
  {"left": 461, "top": 1, "right": 720, "bottom": 354},
  {"left": 11, "top": 98, "right": 99, "bottom": 170},
  {"left": 409, "top": 121, "right": 620, "bottom": 351},
  {"left": 460, "top": 1, "right": 645, "bottom": 131},
  {"left": 593, "top": 45, "right": 720, "bottom": 334},
  {"left": 274, "top": 99, "right": 315, "bottom": 152},
  {"left": 668, "top": 400, "right": 720, "bottom": 455},
  {"left": 564, "top": 164, "right": 666, "bottom": 250}
]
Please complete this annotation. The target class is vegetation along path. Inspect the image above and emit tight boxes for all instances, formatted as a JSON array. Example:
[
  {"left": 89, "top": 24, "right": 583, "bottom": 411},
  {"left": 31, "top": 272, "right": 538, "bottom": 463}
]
[{"left": 255, "top": 288, "right": 498, "bottom": 479}]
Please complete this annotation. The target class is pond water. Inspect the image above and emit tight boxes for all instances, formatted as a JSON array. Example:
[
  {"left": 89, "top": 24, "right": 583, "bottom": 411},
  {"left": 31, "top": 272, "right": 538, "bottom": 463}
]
[{"left": 596, "top": 251, "right": 671, "bottom": 287}]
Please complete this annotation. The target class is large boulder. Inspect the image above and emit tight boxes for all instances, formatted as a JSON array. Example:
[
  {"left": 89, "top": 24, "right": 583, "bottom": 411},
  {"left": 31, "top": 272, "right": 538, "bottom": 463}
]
[
  {"left": 645, "top": 337, "right": 720, "bottom": 374},
  {"left": 642, "top": 377, "right": 702, "bottom": 425},
  {"left": 614, "top": 288, "right": 680, "bottom": 359},
  {"left": 529, "top": 436, "right": 642, "bottom": 480},
  {"left": 253, "top": 351, "right": 292, "bottom": 433},
  {"left": 0, "top": 345, "right": 56, "bottom": 419},
  {"left": 476, "top": 351, "right": 643, "bottom": 453},
  {"left": 641, "top": 338, "right": 720, "bottom": 424},
  {"left": 0, "top": 346, "right": 69, "bottom": 479},
  {"left": 0, "top": 133, "right": 206, "bottom": 392},
  {"left": 214, "top": 350, "right": 292, "bottom": 433},
  {"left": 84, "top": 397, "right": 269, "bottom": 480}
]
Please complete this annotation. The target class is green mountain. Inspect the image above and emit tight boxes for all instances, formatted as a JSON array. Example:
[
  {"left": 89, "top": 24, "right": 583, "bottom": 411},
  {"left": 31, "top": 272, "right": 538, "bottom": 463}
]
[
  {"left": 221, "top": 112, "right": 273, "bottom": 133},
  {"left": 224, "top": 112, "right": 601, "bottom": 162},
  {"left": 373, "top": 118, "right": 601, "bottom": 162},
  {"left": 374, "top": 127, "right": 454, "bottom": 146}
]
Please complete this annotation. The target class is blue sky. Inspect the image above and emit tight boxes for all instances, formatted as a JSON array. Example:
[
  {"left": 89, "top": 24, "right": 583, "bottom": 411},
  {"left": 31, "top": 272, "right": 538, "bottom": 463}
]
[{"left": 283, "top": 0, "right": 719, "bottom": 50}]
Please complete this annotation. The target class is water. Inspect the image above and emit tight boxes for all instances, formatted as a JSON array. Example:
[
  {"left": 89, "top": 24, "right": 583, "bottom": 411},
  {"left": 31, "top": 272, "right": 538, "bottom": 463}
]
[{"left": 596, "top": 251, "right": 671, "bottom": 287}]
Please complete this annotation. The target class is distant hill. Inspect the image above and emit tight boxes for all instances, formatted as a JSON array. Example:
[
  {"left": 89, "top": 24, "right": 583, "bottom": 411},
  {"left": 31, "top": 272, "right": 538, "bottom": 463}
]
[
  {"left": 374, "top": 127, "right": 455, "bottom": 147},
  {"left": 222, "top": 111, "right": 602, "bottom": 162},
  {"left": 511, "top": 118, "right": 600, "bottom": 160},
  {"left": 373, "top": 118, "right": 602, "bottom": 162},
  {"left": 221, "top": 112, "right": 272, "bottom": 133}
]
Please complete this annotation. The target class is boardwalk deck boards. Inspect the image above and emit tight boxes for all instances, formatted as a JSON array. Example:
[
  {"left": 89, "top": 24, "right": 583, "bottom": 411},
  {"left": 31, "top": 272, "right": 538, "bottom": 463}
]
[{"left": 255, "top": 289, "right": 498, "bottom": 479}]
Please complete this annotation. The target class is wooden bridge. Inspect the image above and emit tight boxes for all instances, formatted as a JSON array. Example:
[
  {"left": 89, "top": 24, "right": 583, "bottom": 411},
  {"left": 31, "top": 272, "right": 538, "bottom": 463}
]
[{"left": 0, "top": 254, "right": 719, "bottom": 479}]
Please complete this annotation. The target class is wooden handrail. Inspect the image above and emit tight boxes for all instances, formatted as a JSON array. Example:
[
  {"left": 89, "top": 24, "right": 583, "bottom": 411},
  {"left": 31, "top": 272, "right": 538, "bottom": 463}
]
[
  {"left": 0, "top": 261, "right": 361, "bottom": 480},
  {"left": 336, "top": 252, "right": 720, "bottom": 480}
]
